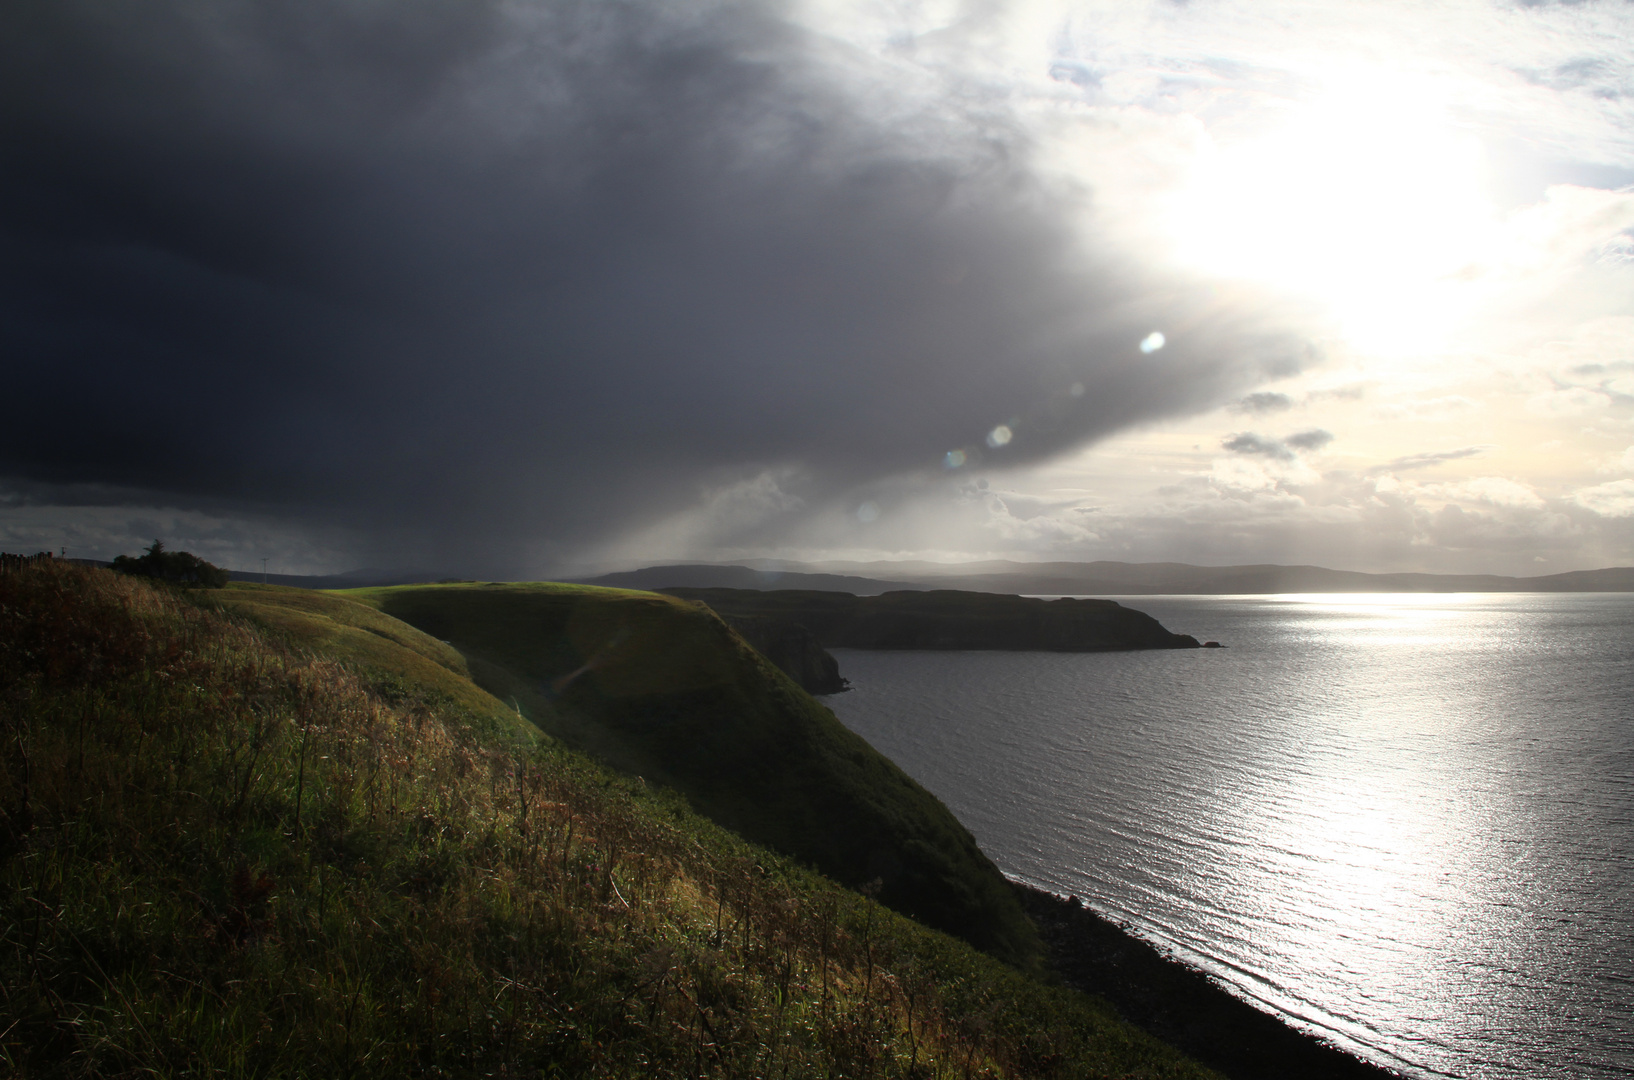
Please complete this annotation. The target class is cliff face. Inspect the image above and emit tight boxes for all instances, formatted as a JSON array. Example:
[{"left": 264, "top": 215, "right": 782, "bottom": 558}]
[
  {"left": 663, "top": 588, "right": 1201, "bottom": 652},
  {"left": 348, "top": 582, "right": 1041, "bottom": 966},
  {"left": 720, "top": 615, "right": 849, "bottom": 694}
]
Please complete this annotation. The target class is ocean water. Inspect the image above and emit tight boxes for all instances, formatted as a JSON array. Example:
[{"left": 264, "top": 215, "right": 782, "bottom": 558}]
[{"left": 824, "top": 593, "right": 1634, "bottom": 1080}]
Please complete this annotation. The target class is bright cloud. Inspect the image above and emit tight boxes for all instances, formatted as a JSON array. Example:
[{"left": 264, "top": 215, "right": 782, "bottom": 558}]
[
  {"left": 1573, "top": 479, "right": 1634, "bottom": 518},
  {"left": 1427, "top": 477, "right": 1547, "bottom": 510}
]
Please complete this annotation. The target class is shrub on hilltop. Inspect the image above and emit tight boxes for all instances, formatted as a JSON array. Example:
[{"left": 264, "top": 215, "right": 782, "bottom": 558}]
[{"left": 111, "top": 538, "right": 229, "bottom": 587}]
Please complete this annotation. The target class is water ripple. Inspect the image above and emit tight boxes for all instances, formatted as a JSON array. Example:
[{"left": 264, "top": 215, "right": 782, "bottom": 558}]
[{"left": 828, "top": 593, "right": 1634, "bottom": 1080}]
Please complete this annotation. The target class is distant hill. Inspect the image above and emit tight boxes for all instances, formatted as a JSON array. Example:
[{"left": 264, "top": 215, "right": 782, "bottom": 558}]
[
  {"left": 58, "top": 559, "right": 447, "bottom": 590},
  {"left": 228, "top": 558, "right": 1634, "bottom": 595},
  {"left": 884, "top": 561, "right": 1634, "bottom": 594},
  {"left": 577, "top": 563, "right": 921, "bottom": 594},
  {"left": 664, "top": 587, "right": 1202, "bottom": 652},
  {"left": 226, "top": 567, "right": 449, "bottom": 589},
  {"left": 230, "top": 564, "right": 919, "bottom": 592},
  {"left": 586, "top": 560, "right": 1634, "bottom": 595},
  {"left": 893, "top": 560, "right": 1634, "bottom": 594}
]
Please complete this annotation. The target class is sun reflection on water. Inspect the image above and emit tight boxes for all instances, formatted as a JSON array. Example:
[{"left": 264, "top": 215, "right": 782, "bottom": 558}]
[{"left": 828, "top": 593, "right": 1634, "bottom": 1079}]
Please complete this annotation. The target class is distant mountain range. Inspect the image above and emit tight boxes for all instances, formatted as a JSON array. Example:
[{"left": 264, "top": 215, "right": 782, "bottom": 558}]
[
  {"left": 225, "top": 567, "right": 451, "bottom": 589},
  {"left": 574, "top": 560, "right": 1634, "bottom": 595},
  {"left": 580, "top": 564, "right": 925, "bottom": 594},
  {"left": 219, "top": 558, "right": 1634, "bottom": 595}
]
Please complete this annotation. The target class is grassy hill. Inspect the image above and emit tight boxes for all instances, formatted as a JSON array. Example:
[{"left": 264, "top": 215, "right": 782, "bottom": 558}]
[
  {"left": 339, "top": 582, "right": 1038, "bottom": 966},
  {"left": 659, "top": 589, "right": 1202, "bottom": 651},
  {"left": 0, "top": 561, "right": 1218, "bottom": 1078}
]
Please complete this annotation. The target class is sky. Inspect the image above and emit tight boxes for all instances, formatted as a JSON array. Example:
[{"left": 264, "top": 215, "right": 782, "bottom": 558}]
[{"left": 3, "top": 0, "right": 1633, "bottom": 578}]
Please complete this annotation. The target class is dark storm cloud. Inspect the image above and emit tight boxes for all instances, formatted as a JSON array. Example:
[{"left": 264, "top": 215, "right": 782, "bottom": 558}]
[{"left": 0, "top": 0, "right": 1311, "bottom": 572}]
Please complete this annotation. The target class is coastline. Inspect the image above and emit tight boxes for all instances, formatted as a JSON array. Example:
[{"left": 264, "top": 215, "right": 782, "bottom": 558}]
[{"left": 1014, "top": 882, "right": 1409, "bottom": 1080}]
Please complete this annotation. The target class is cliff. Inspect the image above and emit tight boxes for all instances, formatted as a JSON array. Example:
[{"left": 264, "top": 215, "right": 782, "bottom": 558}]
[
  {"left": 719, "top": 614, "right": 849, "bottom": 694},
  {"left": 341, "top": 581, "right": 1039, "bottom": 965},
  {"left": 663, "top": 587, "right": 1201, "bottom": 652}
]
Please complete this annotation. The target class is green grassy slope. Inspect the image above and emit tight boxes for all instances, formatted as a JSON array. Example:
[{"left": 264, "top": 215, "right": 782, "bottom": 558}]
[
  {"left": 0, "top": 562, "right": 1219, "bottom": 1079},
  {"left": 203, "top": 581, "right": 537, "bottom": 745},
  {"left": 342, "top": 582, "right": 1040, "bottom": 967}
]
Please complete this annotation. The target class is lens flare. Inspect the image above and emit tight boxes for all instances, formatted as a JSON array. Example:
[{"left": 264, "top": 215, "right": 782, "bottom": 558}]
[
  {"left": 1140, "top": 332, "right": 1166, "bottom": 354},
  {"left": 987, "top": 425, "right": 1013, "bottom": 448}
]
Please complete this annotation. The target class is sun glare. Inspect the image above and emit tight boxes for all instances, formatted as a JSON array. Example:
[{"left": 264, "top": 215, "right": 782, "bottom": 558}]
[{"left": 1168, "top": 75, "right": 1495, "bottom": 355}]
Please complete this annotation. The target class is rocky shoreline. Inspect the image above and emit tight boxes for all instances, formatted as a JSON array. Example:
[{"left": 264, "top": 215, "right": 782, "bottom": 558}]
[{"left": 1014, "top": 883, "right": 1408, "bottom": 1080}]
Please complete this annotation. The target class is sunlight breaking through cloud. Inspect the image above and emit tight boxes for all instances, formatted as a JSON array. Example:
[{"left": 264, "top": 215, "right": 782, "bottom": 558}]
[{"left": 3, "top": 0, "right": 1633, "bottom": 576}]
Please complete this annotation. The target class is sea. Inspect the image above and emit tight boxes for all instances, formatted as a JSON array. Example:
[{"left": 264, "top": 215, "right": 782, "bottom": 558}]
[{"left": 824, "top": 593, "right": 1634, "bottom": 1080}]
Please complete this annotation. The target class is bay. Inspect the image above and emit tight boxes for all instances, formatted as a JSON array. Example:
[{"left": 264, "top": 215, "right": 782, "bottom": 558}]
[{"left": 825, "top": 593, "right": 1634, "bottom": 1080}]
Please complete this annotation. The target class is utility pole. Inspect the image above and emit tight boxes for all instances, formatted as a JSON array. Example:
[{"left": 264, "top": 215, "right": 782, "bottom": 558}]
[{"left": 262, "top": 558, "right": 268, "bottom": 584}]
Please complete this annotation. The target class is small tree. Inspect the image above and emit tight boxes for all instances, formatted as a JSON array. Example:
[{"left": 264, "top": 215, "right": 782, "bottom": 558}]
[{"left": 111, "top": 540, "right": 230, "bottom": 588}]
